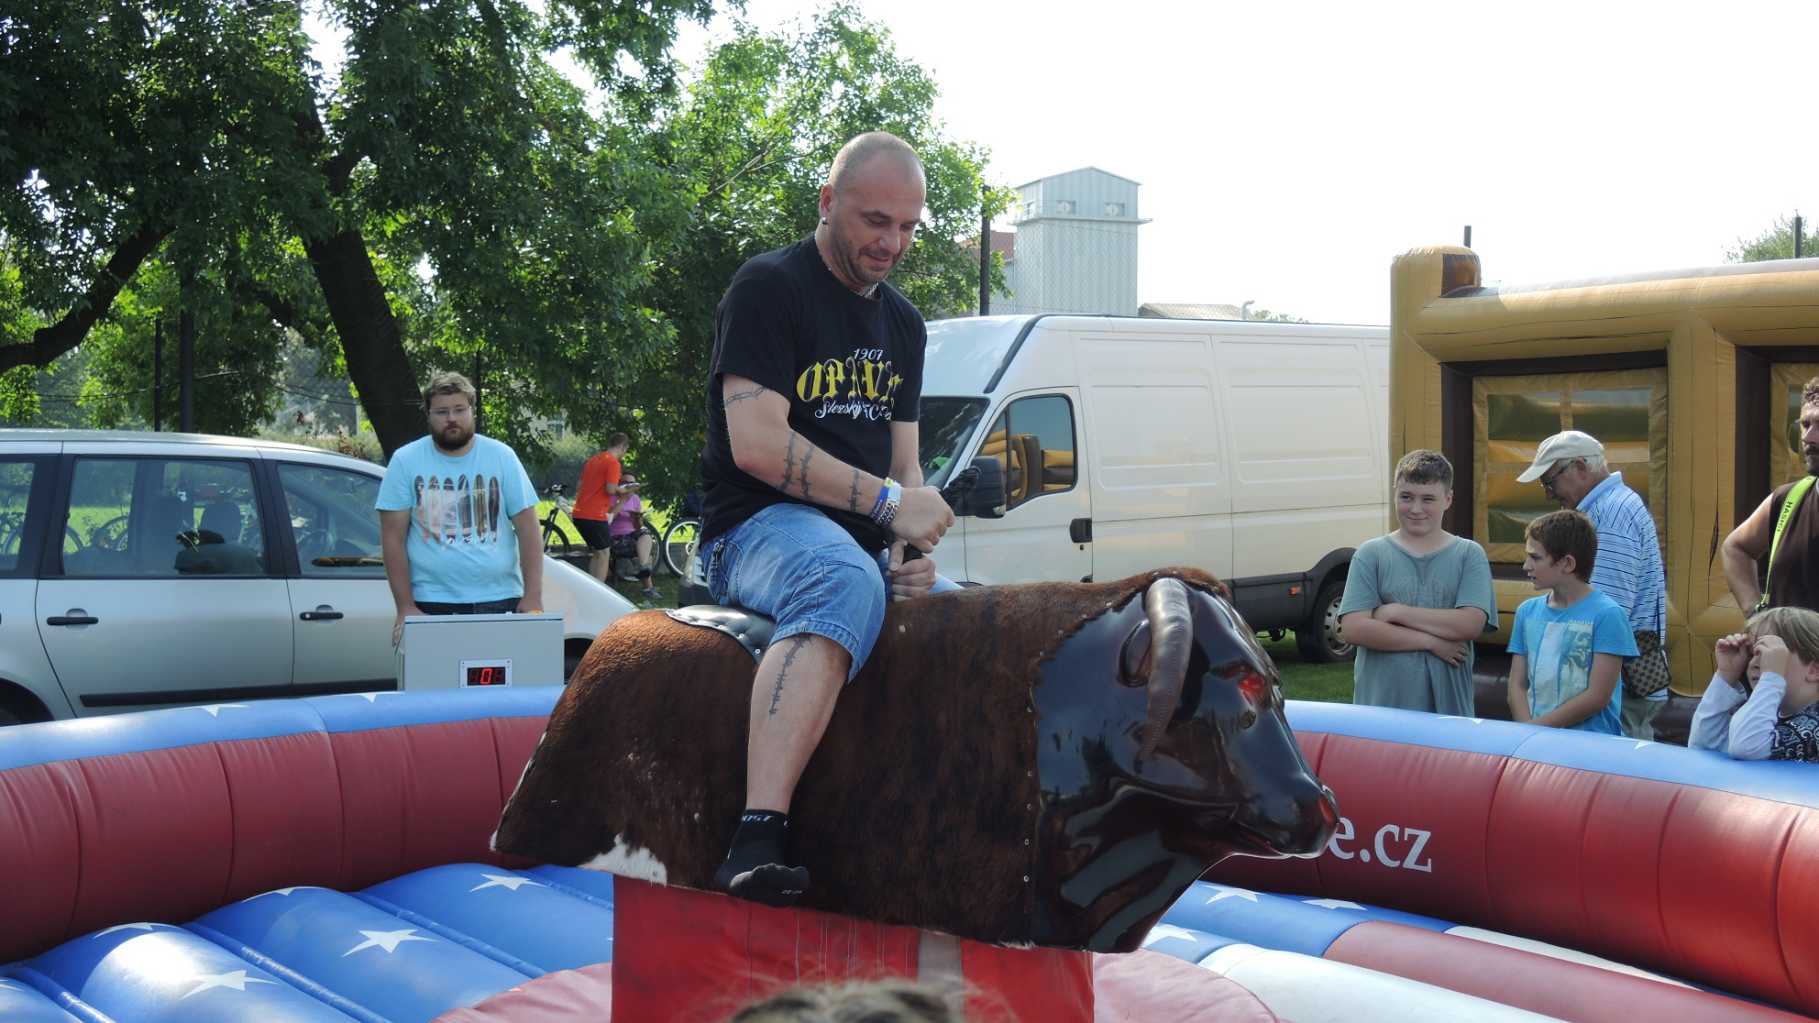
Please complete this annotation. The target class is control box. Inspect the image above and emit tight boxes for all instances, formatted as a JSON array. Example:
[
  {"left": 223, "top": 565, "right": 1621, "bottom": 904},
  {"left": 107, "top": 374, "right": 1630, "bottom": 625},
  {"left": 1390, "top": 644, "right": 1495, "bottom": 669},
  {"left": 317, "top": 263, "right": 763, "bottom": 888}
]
[{"left": 398, "top": 612, "right": 564, "bottom": 691}]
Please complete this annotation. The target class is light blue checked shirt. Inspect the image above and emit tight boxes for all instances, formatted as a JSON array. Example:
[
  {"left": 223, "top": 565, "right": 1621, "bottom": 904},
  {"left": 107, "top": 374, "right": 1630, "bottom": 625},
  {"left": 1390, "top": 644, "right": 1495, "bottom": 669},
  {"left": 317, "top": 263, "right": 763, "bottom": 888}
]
[{"left": 1578, "top": 472, "right": 1669, "bottom": 697}]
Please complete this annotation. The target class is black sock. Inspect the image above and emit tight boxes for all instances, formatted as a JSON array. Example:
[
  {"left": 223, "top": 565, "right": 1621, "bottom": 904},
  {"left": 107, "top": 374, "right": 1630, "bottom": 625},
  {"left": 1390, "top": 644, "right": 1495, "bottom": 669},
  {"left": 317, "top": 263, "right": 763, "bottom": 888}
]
[{"left": 714, "top": 809, "right": 809, "bottom": 907}]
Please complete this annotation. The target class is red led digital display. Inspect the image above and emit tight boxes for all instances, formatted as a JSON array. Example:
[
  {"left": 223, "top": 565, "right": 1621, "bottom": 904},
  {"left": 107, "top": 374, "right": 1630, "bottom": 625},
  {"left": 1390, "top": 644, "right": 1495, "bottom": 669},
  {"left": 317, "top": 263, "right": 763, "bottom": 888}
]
[{"left": 466, "top": 665, "right": 506, "bottom": 686}]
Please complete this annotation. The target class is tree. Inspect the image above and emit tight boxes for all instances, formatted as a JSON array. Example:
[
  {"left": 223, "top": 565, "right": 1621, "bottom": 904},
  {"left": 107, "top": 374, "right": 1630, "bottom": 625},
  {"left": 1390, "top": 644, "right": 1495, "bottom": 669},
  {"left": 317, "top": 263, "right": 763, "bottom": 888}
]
[
  {"left": 0, "top": 0, "right": 713, "bottom": 455},
  {"left": 0, "top": 2, "right": 1004, "bottom": 502},
  {"left": 622, "top": 5, "right": 1010, "bottom": 500},
  {"left": 1728, "top": 215, "right": 1811, "bottom": 263}
]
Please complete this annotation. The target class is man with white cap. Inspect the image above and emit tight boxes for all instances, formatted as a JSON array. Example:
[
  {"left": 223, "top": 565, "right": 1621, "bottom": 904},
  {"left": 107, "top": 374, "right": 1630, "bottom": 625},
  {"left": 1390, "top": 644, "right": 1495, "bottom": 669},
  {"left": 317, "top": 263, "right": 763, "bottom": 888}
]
[{"left": 1518, "top": 430, "right": 1670, "bottom": 739}]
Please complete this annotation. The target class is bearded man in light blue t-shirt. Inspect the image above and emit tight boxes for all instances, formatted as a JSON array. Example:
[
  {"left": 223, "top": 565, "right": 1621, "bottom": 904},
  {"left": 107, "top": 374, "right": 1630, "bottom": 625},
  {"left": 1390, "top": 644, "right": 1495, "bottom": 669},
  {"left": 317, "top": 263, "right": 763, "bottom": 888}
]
[{"left": 376, "top": 371, "right": 542, "bottom": 646}]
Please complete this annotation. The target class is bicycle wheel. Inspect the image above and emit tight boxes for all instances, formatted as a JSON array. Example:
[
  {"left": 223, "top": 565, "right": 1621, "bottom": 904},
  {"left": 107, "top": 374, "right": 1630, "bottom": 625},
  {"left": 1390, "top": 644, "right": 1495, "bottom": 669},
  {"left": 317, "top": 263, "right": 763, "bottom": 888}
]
[
  {"left": 543, "top": 520, "right": 575, "bottom": 559},
  {"left": 662, "top": 517, "right": 700, "bottom": 578}
]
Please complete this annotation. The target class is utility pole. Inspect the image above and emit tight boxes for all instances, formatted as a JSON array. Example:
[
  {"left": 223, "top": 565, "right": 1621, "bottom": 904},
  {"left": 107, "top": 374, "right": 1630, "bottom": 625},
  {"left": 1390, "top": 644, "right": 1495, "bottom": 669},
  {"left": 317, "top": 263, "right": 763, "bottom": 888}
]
[
  {"left": 1796, "top": 213, "right": 1805, "bottom": 259},
  {"left": 152, "top": 319, "right": 163, "bottom": 431},
  {"left": 978, "top": 184, "right": 991, "bottom": 316},
  {"left": 178, "top": 263, "right": 195, "bottom": 433},
  {"left": 473, "top": 350, "right": 484, "bottom": 435},
  {"left": 1463, "top": 225, "right": 1472, "bottom": 248}
]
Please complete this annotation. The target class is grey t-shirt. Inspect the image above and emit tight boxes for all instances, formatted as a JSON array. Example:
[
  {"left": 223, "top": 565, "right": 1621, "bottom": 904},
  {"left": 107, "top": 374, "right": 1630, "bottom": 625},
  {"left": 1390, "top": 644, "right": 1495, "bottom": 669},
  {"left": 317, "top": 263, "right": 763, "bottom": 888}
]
[{"left": 1339, "top": 534, "right": 1497, "bottom": 715}]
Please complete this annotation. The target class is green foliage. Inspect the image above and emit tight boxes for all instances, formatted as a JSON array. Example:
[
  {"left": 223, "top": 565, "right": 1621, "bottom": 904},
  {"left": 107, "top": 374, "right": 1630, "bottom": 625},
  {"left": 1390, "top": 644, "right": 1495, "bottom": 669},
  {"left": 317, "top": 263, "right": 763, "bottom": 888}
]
[
  {"left": 623, "top": 4, "right": 1007, "bottom": 501},
  {"left": 0, "top": 1, "right": 998, "bottom": 503},
  {"left": 1728, "top": 215, "right": 1813, "bottom": 263}
]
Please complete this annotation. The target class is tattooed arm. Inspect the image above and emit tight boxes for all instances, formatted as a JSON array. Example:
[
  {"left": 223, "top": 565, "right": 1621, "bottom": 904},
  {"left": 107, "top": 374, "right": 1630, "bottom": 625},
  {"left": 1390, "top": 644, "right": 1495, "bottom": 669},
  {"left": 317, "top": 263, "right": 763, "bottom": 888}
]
[{"left": 721, "top": 374, "right": 953, "bottom": 551}]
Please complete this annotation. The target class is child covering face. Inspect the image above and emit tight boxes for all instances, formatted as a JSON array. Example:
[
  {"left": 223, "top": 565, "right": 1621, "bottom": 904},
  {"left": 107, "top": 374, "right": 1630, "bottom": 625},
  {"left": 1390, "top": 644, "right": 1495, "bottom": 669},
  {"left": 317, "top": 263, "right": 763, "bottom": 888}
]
[{"left": 1688, "top": 606, "right": 1819, "bottom": 762}]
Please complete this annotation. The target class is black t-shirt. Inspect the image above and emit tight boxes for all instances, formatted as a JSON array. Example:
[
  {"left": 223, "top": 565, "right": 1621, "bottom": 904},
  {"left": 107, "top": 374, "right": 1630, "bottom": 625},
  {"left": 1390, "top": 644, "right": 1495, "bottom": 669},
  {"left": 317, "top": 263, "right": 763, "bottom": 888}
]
[
  {"left": 1765, "top": 477, "right": 1819, "bottom": 610},
  {"left": 700, "top": 238, "right": 926, "bottom": 551}
]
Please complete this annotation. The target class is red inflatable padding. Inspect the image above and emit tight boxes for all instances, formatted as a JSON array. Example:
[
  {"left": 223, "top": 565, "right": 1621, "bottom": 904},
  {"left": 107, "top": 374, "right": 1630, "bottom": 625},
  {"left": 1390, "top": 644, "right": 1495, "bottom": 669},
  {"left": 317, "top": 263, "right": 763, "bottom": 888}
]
[
  {"left": 0, "top": 761, "right": 84, "bottom": 963},
  {"left": 66, "top": 743, "right": 237, "bottom": 938},
  {"left": 434, "top": 963, "right": 615, "bottom": 1022},
  {"left": 1777, "top": 811, "right": 1819, "bottom": 1010},
  {"left": 489, "top": 715, "right": 550, "bottom": 870},
  {"left": 329, "top": 720, "right": 518, "bottom": 888},
  {"left": 438, "top": 948, "right": 1284, "bottom": 1023},
  {"left": 1326, "top": 921, "right": 1812, "bottom": 1022},
  {"left": 611, "top": 878, "right": 1092, "bottom": 1023},
  {"left": 1307, "top": 734, "right": 1502, "bottom": 920},
  {"left": 1091, "top": 949, "right": 1281, "bottom": 1023},
  {"left": 214, "top": 729, "right": 345, "bottom": 902},
  {"left": 1659, "top": 785, "right": 1810, "bottom": 1010}
]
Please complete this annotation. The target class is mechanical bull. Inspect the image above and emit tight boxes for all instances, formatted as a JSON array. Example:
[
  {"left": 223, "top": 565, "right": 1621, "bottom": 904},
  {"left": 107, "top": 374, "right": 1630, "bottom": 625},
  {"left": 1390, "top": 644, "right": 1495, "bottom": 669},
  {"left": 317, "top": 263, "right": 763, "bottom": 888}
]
[{"left": 491, "top": 568, "right": 1337, "bottom": 952}]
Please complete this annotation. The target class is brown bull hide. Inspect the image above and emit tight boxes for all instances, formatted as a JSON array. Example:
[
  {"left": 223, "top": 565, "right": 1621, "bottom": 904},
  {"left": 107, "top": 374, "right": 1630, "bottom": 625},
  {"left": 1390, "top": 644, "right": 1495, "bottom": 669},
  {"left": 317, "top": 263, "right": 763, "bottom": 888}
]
[{"left": 492, "top": 568, "right": 1331, "bottom": 950}]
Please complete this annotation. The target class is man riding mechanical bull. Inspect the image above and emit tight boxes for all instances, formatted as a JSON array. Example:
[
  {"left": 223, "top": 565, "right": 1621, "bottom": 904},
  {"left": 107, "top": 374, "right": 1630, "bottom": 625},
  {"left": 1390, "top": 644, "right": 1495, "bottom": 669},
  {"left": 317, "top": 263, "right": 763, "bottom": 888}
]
[
  {"left": 688, "top": 130, "right": 961, "bottom": 907},
  {"left": 491, "top": 133, "right": 1337, "bottom": 946}
]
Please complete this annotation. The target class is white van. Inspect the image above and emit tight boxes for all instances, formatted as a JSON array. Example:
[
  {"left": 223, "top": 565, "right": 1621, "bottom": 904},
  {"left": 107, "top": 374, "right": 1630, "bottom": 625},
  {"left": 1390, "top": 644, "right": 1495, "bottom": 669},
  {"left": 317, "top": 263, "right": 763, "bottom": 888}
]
[{"left": 919, "top": 315, "right": 1390, "bottom": 661}]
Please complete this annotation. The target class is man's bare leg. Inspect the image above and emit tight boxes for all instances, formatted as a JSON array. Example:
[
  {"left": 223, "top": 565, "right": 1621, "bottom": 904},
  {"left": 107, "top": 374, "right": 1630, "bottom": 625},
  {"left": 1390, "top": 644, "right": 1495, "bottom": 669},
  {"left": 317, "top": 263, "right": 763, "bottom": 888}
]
[
  {"left": 715, "top": 632, "right": 849, "bottom": 905},
  {"left": 587, "top": 549, "right": 610, "bottom": 582}
]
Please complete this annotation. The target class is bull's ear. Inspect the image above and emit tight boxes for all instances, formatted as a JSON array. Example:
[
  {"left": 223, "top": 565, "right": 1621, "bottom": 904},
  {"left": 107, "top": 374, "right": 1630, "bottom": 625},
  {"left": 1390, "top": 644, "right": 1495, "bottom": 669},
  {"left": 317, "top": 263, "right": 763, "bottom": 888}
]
[{"left": 1120, "top": 620, "right": 1152, "bottom": 687}]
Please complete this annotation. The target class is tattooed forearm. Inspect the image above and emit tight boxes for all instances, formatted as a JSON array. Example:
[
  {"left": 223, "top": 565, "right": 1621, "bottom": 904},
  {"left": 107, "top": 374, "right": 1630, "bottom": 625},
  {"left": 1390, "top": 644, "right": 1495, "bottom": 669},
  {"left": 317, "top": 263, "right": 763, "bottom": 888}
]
[
  {"left": 767, "top": 636, "right": 810, "bottom": 715},
  {"left": 778, "top": 432, "right": 817, "bottom": 500},
  {"left": 724, "top": 384, "right": 769, "bottom": 408},
  {"left": 796, "top": 445, "right": 814, "bottom": 500},
  {"left": 847, "top": 469, "right": 862, "bottom": 513},
  {"left": 780, "top": 433, "right": 800, "bottom": 493}
]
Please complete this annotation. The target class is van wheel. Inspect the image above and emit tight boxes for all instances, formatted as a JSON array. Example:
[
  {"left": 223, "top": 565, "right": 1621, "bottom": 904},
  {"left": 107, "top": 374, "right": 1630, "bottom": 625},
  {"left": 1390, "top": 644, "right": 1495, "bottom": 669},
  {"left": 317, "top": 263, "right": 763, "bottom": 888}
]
[{"left": 1296, "top": 579, "right": 1355, "bottom": 663}]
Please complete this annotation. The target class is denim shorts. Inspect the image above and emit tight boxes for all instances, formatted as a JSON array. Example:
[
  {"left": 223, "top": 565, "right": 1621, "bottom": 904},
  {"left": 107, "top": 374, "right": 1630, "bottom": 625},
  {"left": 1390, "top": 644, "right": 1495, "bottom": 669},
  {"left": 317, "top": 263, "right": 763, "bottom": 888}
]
[{"left": 706, "top": 502, "right": 959, "bottom": 680}]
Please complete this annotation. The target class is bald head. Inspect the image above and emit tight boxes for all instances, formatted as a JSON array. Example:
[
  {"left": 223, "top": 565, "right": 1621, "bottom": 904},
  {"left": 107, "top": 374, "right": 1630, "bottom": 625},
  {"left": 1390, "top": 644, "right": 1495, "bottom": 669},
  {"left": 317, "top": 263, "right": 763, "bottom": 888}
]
[
  {"left": 815, "top": 132, "right": 926, "bottom": 295},
  {"left": 827, "top": 132, "right": 924, "bottom": 195}
]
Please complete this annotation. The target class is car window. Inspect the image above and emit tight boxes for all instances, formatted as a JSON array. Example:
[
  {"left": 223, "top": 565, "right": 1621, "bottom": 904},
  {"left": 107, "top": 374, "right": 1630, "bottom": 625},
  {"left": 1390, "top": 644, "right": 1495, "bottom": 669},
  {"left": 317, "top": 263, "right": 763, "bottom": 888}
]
[
  {"left": 277, "top": 463, "right": 385, "bottom": 577},
  {"left": 978, "top": 395, "right": 1077, "bottom": 511},
  {"left": 62, "top": 457, "right": 267, "bottom": 577},
  {"left": 0, "top": 460, "right": 34, "bottom": 573}
]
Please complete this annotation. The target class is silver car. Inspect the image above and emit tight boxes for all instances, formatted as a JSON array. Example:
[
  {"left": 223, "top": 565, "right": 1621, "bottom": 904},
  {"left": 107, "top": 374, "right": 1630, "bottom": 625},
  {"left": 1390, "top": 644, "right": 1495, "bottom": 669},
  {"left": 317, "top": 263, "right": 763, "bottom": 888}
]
[{"left": 0, "top": 430, "right": 632, "bottom": 724}]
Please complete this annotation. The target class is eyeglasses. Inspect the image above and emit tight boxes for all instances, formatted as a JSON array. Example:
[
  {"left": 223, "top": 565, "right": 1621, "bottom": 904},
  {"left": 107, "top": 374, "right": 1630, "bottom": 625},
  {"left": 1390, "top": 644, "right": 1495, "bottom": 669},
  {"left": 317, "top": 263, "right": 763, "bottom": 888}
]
[
  {"left": 1538, "top": 460, "right": 1574, "bottom": 494},
  {"left": 428, "top": 405, "right": 472, "bottom": 420}
]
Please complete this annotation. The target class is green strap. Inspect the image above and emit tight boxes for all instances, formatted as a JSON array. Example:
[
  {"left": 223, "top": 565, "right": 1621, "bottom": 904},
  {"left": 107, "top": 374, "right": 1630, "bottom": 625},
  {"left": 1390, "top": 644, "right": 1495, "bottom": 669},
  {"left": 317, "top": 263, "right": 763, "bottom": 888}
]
[{"left": 1764, "top": 475, "right": 1816, "bottom": 609}]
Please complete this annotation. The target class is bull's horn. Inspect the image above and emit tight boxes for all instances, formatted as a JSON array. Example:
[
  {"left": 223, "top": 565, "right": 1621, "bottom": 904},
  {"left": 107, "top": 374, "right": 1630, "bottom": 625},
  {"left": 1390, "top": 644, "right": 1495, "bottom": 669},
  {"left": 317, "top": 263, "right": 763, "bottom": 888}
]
[{"left": 1139, "top": 576, "right": 1194, "bottom": 762}]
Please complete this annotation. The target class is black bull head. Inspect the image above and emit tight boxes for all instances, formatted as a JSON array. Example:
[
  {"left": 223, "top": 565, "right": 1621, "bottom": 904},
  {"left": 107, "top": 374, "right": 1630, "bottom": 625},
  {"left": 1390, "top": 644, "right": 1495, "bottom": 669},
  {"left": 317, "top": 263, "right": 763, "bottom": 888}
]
[
  {"left": 492, "top": 570, "right": 1337, "bottom": 953},
  {"left": 1031, "top": 575, "right": 1338, "bottom": 948}
]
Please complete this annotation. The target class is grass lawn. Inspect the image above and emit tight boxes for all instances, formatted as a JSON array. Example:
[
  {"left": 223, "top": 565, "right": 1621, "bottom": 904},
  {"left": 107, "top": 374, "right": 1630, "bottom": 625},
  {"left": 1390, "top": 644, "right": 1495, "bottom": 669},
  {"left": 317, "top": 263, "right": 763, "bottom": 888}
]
[
  {"left": 1259, "top": 633, "right": 1355, "bottom": 704},
  {"left": 593, "top": 564, "right": 1357, "bottom": 706}
]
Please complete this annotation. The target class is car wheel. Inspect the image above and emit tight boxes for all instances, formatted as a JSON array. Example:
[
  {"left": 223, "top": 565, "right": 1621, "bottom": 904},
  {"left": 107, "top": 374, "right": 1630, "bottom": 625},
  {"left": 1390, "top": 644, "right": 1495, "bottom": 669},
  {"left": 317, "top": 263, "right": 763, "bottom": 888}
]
[
  {"left": 0, "top": 704, "right": 20, "bottom": 727},
  {"left": 1296, "top": 578, "right": 1355, "bottom": 663}
]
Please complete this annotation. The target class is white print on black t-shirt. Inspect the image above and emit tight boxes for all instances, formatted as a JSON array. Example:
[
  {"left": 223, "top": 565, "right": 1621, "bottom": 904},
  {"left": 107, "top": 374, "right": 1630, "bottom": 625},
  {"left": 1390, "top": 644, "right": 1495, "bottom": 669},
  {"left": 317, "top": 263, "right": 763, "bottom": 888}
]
[{"left": 795, "top": 345, "right": 905, "bottom": 423}]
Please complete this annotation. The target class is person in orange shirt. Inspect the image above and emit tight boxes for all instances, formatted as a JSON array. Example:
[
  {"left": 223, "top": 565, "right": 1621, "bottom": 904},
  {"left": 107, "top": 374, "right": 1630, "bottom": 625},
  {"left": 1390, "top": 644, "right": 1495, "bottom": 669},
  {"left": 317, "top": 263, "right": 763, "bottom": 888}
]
[{"left": 571, "top": 433, "right": 638, "bottom": 582}]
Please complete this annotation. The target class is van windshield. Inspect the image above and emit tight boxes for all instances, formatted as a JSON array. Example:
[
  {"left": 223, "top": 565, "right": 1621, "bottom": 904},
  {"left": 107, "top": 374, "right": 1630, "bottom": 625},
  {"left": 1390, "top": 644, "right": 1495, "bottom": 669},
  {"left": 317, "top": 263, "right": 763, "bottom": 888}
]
[{"left": 918, "top": 397, "right": 988, "bottom": 489}]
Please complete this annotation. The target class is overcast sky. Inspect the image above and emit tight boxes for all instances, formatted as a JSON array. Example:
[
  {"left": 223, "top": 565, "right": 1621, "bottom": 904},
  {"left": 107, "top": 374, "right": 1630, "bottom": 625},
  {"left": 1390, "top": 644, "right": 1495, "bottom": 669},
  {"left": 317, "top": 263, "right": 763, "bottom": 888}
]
[{"left": 672, "top": 0, "right": 1819, "bottom": 324}]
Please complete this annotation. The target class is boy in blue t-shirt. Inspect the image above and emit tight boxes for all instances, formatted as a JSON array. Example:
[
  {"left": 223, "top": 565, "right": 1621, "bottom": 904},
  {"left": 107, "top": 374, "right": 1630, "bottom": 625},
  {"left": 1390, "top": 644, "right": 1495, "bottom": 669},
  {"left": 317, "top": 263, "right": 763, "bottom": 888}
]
[{"left": 1507, "top": 510, "right": 1637, "bottom": 734}]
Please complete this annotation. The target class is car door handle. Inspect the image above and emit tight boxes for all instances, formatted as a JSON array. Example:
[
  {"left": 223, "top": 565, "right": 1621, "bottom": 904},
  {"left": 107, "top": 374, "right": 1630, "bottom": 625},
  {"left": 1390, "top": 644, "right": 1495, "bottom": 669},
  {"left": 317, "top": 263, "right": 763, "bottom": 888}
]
[
  {"left": 47, "top": 614, "right": 99, "bottom": 626},
  {"left": 299, "top": 607, "right": 345, "bottom": 621},
  {"left": 1069, "top": 518, "right": 1092, "bottom": 543}
]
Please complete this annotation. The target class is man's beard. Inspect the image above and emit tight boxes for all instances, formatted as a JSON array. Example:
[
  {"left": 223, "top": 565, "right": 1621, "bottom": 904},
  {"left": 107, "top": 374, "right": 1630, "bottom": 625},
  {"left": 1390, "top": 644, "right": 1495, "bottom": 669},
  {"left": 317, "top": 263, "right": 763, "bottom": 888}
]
[
  {"left": 434, "top": 425, "right": 473, "bottom": 451},
  {"left": 831, "top": 234, "right": 889, "bottom": 292},
  {"left": 1805, "top": 446, "right": 1819, "bottom": 476}
]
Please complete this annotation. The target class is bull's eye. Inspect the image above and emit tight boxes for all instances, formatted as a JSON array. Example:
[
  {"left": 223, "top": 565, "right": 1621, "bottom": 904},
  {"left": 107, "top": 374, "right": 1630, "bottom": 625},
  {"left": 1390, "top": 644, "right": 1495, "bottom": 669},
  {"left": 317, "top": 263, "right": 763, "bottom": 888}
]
[
  {"left": 1239, "top": 709, "right": 1258, "bottom": 730},
  {"left": 1237, "top": 671, "right": 1268, "bottom": 707}
]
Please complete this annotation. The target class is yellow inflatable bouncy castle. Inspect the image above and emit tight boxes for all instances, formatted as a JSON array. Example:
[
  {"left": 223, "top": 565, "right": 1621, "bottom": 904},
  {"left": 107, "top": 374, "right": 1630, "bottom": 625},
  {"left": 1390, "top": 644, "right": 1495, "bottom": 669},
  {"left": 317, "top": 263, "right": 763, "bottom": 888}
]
[{"left": 1391, "top": 247, "right": 1819, "bottom": 694}]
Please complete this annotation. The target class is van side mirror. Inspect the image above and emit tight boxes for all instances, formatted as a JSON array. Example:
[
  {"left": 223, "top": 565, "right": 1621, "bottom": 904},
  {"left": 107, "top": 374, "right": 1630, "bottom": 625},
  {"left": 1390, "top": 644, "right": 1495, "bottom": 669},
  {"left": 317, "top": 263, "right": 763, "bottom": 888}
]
[{"left": 954, "top": 457, "right": 1006, "bottom": 519}]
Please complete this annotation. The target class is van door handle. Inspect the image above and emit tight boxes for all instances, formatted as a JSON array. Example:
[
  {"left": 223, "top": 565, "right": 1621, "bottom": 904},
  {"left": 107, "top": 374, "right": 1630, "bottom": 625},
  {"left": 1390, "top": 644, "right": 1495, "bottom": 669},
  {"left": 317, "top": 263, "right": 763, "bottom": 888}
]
[
  {"left": 1069, "top": 518, "right": 1092, "bottom": 543},
  {"left": 47, "top": 612, "right": 99, "bottom": 626},
  {"left": 299, "top": 606, "right": 344, "bottom": 621}
]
